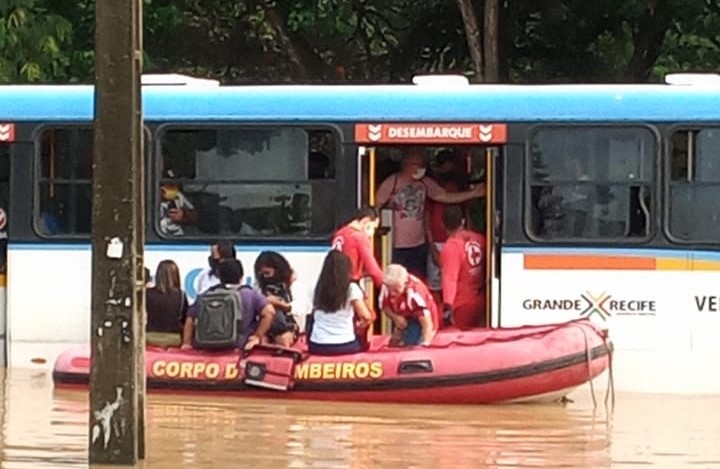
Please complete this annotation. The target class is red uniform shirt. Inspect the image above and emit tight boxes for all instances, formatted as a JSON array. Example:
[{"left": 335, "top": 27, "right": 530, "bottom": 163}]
[
  {"left": 331, "top": 224, "right": 384, "bottom": 287},
  {"left": 379, "top": 275, "right": 440, "bottom": 330},
  {"left": 426, "top": 180, "right": 461, "bottom": 244},
  {"left": 440, "top": 229, "right": 486, "bottom": 308}
]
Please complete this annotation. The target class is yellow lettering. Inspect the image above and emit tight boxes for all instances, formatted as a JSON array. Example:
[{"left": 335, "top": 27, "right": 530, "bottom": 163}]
[
  {"left": 165, "top": 361, "right": 180, "bottom": 378},
  {"left": 205, "top": 363, "right": 220, "bottom": 379},
  {"left": 192, "top": 362, "right": 206, "bottom": 379},
  {"left": 369, "top": 362, "right": 383, "bottom": 379},
  {"left": 341, "top": 362, "right": 355, "bottom": 379},
  {"left": 180, "top": 362, "right": 194, "bottom": 379},
  {"left": 355, "top": 362, "right": 369, "bottom": 379},
  {"left": 294, "top": 363, "right": 309, "bottom": 380},
  {"left": 309, "top": 363, "right": 322, "bottom": 379},
  {"left": 224, "top": 363, "right": 239, "bottom": 379},
  {"left": 321, "top": 363, "right": 335, "bottom": 379},
  {"left": 294, "top": 361, "right": 384, "bottom": 381},
  {"left": 151, "top": 360, "right": 166, "bottom": 377}
]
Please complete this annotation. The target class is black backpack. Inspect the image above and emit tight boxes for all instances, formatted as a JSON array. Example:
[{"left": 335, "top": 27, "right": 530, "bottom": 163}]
[{"left": 195, "top": 284, "right": 244, "bottom": 349}]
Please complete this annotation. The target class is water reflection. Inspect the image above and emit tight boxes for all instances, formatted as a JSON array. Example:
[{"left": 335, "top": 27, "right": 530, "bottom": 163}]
[{"left": 0, "top": 369, "right": 718, "bottom": 468}]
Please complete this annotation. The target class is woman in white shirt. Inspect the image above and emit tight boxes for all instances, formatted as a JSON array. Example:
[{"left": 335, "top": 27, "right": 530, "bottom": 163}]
[{"left": 309, "top": 250, "right": 373, "bottom": 355}]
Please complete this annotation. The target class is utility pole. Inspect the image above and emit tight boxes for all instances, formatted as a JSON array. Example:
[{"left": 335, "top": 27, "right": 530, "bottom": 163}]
[{"left": 89, "top": 0, "right": 145, "bottom": 465}]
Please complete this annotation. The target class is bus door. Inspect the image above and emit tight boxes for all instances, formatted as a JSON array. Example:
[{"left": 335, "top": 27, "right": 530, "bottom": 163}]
[
  {"left": 355, "top": 122, "right": 507, "bottom": 331},
  {"left": 0, "top": 124, "right": 18, "bottom": 366}
]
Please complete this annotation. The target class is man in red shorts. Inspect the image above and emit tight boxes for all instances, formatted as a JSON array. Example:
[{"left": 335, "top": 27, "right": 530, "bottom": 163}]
[
  {"left": 378, "top": 264, "right": 440, "bottom": 347},
  {"left": 439, "top": 205, "right": 486, "bottom": 329},
  {"left": 331, "top": 206, "right": 383, "bottom": 288}
]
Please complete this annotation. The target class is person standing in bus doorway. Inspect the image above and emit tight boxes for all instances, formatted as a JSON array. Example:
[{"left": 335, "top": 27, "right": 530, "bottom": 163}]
[
  {"left": 331, "top": 206, "right": 384, "bottom": 288},
  {"left": 195, "top": 240, "right": 237, "bottom": 296},
  {"left": 440, "top": 205, "right": 486, "bottom": 329},
  {"left": 375, "top": 148, "right": 484, "bottom": 280},
  {"left": 424, "top": 149, "right": 471, "bottom": 304}
]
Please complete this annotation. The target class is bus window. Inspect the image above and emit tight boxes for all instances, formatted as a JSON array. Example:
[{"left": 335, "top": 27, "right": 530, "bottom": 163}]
[
  {"left": 157, "top": 126, "right": 338, "bottom": 238},
  {"left": 36, "top": 128, "right": 93, "bottom": 236},
  {"left": 668, "top": 128, "right": 720, "bottom": 242},
  {"left": 527, "top": 126, "right": 655, "bottom": 241}
]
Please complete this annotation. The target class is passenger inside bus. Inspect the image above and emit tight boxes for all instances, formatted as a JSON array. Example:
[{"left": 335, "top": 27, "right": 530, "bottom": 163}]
[
  {"left": 159, "top": 169, "right": 199, "bottom": 236},
  {"left": 424, "top": 149, "right": 472, "bottom": 303},
  {"left": 375, "top": 148, "right": 485, "bottom": 281}
]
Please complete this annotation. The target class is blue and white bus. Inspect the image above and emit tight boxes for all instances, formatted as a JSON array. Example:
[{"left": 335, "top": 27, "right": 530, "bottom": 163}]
[{"left": 2, "top": 75, "right": 720, "bottom": 395}]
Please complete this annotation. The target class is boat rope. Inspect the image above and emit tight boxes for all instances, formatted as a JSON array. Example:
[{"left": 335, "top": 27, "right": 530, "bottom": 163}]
[
  {"left": 603, "top": 331, "right": 615, "bottom": 411},
  {"left": 579, "top": 323, "right": 598, "bottom": 411}
]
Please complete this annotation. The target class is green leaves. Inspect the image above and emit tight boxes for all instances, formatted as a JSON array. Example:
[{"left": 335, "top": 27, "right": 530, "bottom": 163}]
[{"left": 0, "top": 1, "right": 73, "bottom": 82}]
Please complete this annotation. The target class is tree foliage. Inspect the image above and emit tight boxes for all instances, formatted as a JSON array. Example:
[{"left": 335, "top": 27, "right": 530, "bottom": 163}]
[{"left": 2, "top": 0, "right": 720, "bottom": 84}]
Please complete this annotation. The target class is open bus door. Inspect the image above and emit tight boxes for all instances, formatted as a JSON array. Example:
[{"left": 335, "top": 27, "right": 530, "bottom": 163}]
[{"left": 355, "top": 122, "right": 507, "bottom": 333}]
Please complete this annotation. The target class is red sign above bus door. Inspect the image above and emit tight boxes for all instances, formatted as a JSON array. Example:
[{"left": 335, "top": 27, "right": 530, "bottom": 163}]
[
  {"left": 354, "top": 123, "right": 507, "bottom": 144},
  {"left": 0, "top": 124, "right": 15, "bottom": 142}
]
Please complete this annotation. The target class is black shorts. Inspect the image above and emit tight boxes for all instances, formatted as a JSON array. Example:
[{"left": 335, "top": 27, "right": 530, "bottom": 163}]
[{"left": 269, "top": 311, "right": 298, "bottom": 338}]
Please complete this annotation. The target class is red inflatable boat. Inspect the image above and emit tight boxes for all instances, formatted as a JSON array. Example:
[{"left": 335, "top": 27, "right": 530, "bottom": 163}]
[{"left": 53, "top": 319, "right": 612, "bottom": 404}]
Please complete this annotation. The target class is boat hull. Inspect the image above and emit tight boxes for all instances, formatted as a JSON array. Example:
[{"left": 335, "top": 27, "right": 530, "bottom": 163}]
[{"left": 53, "top": 319, "right": 612, "bottom": 404}]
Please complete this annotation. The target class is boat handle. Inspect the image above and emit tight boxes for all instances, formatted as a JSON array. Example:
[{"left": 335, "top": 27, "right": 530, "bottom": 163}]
[{"left": 397, "top": 360, "right": 434, "bottom": 374}]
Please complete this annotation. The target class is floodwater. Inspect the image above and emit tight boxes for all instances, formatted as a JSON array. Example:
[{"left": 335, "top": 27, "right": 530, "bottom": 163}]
[{"left": 1, "top": 369, "right": 719, "bottom": 469}]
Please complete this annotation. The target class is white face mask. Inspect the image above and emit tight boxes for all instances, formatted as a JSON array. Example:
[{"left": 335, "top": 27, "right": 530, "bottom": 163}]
[{"left": 412, "top": 168, "right": 426, "bottom": 180}]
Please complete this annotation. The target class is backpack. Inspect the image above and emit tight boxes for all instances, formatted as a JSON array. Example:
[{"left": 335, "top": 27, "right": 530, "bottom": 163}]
[{"left": 195, "top": 284, "right": 245, "bottom": 349}]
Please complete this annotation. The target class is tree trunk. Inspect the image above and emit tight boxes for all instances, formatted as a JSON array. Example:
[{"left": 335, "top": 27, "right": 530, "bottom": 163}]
[
  {"left": 265, "top": 7, "right": 311, "bottom": 80},
  {"left": 483, "top": 0, "right": 499, "bottom": 82},
  {"left": 456, "top": 0, "right": 484, "bottom": 81},
  {"left": 624, "top": 1, "right": 672, "bottom": 82}
]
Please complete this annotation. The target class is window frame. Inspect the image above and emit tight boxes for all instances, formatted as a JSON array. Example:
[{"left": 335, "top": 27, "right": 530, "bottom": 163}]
[
  {"left": 32, "top": 124, "right": 151, "bottom": 239},
  {"left": 664, "top": 124, "right": 720, "bottom": 245},
  {"left": 152, "top": 122, "right": 343, "bottom": 241},
  {"left": 32, "top": 124, "right": 94, "bottom": 239},
  {"left": 523, "top": 123, "right": 660, "bottom": 244}
]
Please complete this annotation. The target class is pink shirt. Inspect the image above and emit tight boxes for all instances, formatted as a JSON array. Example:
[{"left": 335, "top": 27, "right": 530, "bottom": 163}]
[{"left": 376, "top": 174, "right": 443, "bottom": 249}]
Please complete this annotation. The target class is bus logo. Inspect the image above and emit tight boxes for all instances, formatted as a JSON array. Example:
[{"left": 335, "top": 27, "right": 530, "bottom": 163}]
[
  {"left": 0, "top": 124, "right": 15, "bottom": 142},
  {"left": 580, "top": 291, "right": 611, "bottom": 321}
]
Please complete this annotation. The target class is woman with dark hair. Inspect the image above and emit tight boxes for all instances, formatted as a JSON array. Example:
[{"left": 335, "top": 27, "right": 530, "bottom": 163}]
[
  {"left": 253, "top": 251, "right": 308, "bottom": 346},
  {"left": 146, "top": 259, "right": 188, "bottom": 347},
  {"left": 308, "top": 250, "right": 373, "bottom": 355}
]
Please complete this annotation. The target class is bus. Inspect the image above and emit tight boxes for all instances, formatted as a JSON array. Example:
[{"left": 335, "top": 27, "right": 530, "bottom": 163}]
[{"left": 1, "top": 76, "right": 720, "bottom": 395}]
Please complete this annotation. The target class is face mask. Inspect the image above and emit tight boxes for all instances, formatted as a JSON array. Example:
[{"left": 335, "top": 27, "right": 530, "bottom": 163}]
[
  {"left": 412, "top": 168, "right": 426, "bottom": 180},
  {"left": 208, "top": 256, "right": 219, "bottom": 271}
]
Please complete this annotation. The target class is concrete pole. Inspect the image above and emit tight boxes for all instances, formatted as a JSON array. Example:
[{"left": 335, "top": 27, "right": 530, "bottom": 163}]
[{"left": 89, "top": 0, "right": 145, "bottom": 465}]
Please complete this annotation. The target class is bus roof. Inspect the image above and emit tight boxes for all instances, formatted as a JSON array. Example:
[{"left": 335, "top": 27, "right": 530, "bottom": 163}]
[{"left": 0, "top": 83, "right": 719, "bottom": 123}]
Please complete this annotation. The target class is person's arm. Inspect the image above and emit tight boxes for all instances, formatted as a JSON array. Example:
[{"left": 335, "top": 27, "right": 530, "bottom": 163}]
[
  {"left": 440, "top": 240, "right": 461, "bottom": 308},
  {"left": 417, "top": 313, "right": 436, "bottom": 346},
  {"left": 358, "top": 236, "right": 384, "bottom": 287},
  {"left": 180, "top": 317, "right": 194, "bottom": 349},
  {"left": 382, "top": 307, "right": 408, "bottom": 330},
  {"left": 375, "top": 175, "right": 395, "bottom": 208},
  {"left": 424, "top": 203, "right": 440, "bottom": 266},
  {"left": 266, "top": 295, "right": 291, "bottom": 313},
  {"left": 426, "top": 177, "right": 485, "bottom": 204},
  {"left": 351, "top": 299, "right": 373, "bottom": 324}
]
